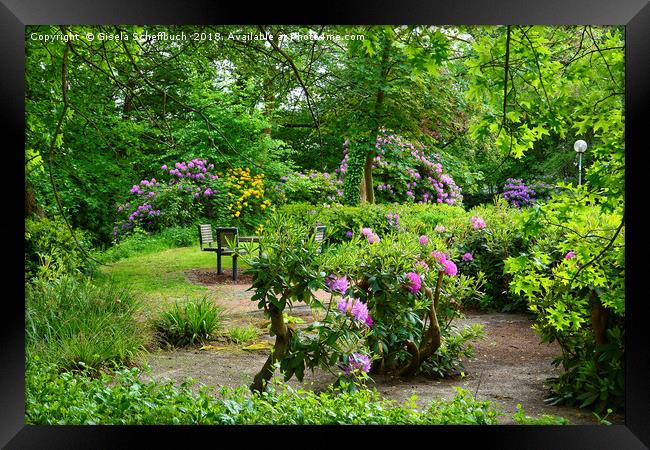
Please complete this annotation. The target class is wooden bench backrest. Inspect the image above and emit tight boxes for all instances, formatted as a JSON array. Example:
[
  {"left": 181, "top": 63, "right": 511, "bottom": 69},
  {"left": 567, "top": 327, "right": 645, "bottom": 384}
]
[
  {"left": 313, "top": 225, "right": 326, "bottom": 243},
  {"left": 216, "top": 227, "right": 238, "bottom": 250},
  {"left": 199, "top": 224, "right": 214, "bottom": 249}
]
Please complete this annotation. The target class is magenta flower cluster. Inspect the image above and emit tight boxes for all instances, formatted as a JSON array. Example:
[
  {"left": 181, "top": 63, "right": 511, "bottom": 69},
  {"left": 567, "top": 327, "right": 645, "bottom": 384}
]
[
  {"left": 404, "top": 271, "right": 422, "bottom": 294},
  {"left": 564, "top": 251, "right": 575, "bottom": 260},
  {"left": 337, "top": 298, "right": 373, "bottom": 328},
  {"left": 419, "top": 235, "right": 429, "bottom": 245},
  {"left": 430, "top": 251, "right": 458, "bottom": 277},
  {"left": 470, "top": 216, "right": 486, "bottom": 230},
  {"left": 343, "top": 353, "right": 371, "bottom": 375},
  {"left": 462, "top": 252, "right": 474, "bottom": 261}
]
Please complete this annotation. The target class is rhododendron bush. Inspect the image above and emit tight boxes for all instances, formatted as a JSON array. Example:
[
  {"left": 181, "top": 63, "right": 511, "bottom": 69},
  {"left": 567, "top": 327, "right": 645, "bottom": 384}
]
[
  {"left": 241, "top": 213, "right": 485, "bottom": 392},
  {"left": 337, "top": 130, "right": 463, "bottom": 206}
]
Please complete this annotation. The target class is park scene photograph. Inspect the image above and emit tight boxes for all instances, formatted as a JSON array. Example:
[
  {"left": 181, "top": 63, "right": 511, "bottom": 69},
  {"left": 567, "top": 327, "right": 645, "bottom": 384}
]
[{"left": 24, "top": 24, "right": 625, "bottom": 425}]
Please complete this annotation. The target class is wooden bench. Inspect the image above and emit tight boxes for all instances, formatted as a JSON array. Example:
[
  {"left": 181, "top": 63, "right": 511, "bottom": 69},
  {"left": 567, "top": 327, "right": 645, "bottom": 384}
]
[
  {"left": 198, "top": 224, "right": 240, "bottom": 280},
  {"left": 312, "top": 224, "right": 326, "bottom": 253}
]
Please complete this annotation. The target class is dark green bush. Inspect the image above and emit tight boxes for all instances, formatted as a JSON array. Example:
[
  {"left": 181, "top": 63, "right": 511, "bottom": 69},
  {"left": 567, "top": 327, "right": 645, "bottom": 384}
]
[
  {"left": 25, "top": 275, "right": 146, "bottom": 372},
  {"left": 451, "top": 198, "right": 528, "bottom": 311},
  {"left": 154, "top": 297, "right": 224, "bottom": 347}
]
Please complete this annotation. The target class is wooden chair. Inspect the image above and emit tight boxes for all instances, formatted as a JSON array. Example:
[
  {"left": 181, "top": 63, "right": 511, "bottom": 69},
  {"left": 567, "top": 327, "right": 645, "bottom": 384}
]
[{"left": 198, "top": 225, "right": 240, "bottom": 280}]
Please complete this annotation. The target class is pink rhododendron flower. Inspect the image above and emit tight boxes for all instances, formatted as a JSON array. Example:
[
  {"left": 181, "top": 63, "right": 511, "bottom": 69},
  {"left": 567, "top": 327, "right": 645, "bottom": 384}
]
[
  {"left": 564, "top": 251, "right": 575, "bottom": 260},
  {"left": 419, "top": 235, "right": 429, "bottom": 245},
  {"left": 462, "top": 252, "right": 474, "bottom": 261},
  {"left": 405, "top": 272, "right": 422, "bottom": 294}
]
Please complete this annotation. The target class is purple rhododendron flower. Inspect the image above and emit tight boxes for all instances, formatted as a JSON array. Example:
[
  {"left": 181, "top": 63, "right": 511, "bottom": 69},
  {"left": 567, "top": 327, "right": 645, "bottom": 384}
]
[
  {"left": 326, "top": 275, "right": 349, "bottom": 295},
  {"left": 361, "top": 227, "right": 373, "bottom": 237},
  {"left": 364, "top": 315, "right": 373, "bottom": 328},
  {"left": 367, "top": 233, "right": 380, "bottom": 244},
  {"left": 419, "top": 235, "right": 429, "bottom": 245},
  {"left": 564, "top": 251, "right": 575, "bottom": 260},
  {"left": 462, "top": 252, "right": 474, "bottom": 261},
  {"left": 337, "top": 298, "right": 372, "bottom": 327},
  {"left": 434, "top": 224, "right": 446, "bottom": 233},
  {"left": 405, "top": 272, "right": 422, "bottom": 294},
  {"left": 345, "top": 230, "right": 353, "bottom": 238},
  {"left": 161, "top": 164, "right": 167, "bottom": 170},
  {"left": 344, "top": 353, "right": 371, "bottom": 375},
  {"left": 470, "top": 216, "right": 486, "bottom": 230},
  {"left": 351, "top": 299, "right": 369, "bottom": 324}
]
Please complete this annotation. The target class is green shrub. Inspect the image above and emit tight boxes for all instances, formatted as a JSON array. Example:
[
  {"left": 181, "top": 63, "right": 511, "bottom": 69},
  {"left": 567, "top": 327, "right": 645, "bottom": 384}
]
[
  {"left": 512, "top": 404, "right": 570, "bottom": 425},
  {"left": 26, "top": 362, "right": 500, "bottom": 425},
  {"left": 154, "top": 297, "right": 224, "bottom": 347},
  {"left": 25, "top": 275, "right": 145, "bottom": 372},
  {"left": 451, "top": 198, "right": 528, "bottom": 311},
  {"left": 270, "top": 170, "right": 344, "bottom": 206},
  {"left": 25, "top": 217, "right": 95, "bottom": 281},
  {"left": 420, "top": 323, "right": 485, "bottom": 378},
  {"left": 505, "top": 185, "right": 625, "bottom": 412},
  {"left": 226, "top": 324, "right": 260, "bottom": 344}
]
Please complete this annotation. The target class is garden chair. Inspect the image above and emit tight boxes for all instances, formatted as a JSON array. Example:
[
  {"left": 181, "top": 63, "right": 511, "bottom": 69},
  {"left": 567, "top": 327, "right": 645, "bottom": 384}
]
[{"left": 198, "top": 224, "right": 240, "bottom": 280}]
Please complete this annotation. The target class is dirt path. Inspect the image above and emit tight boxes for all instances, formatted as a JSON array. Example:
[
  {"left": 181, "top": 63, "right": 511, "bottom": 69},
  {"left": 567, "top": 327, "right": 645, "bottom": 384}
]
[{"left": 141, "top": 271, "right": 624, "bottom": 425}]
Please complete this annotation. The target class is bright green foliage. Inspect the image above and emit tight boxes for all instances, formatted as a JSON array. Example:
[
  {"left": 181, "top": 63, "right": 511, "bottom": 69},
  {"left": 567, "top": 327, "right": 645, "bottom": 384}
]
[
  {"left": 505, "top": 185, "right": 624, "bottom": 412},
  {"left": 25, "top": 217, "right": 95, "bottom": 281},
  {"left": 96, "top": 226, "right": 198, "bottom": 263},
  {"left": 226, "top": 325, "right": 261, "bottom": 345},
  {"left": 26, "top": 362, "right": 499, "bottom": 425},
  {"left": 271, "top": 170, "right": 344, "bottom": 206},
  {"left": 512, "top": 404, "right": 570, "bottom": 425},
  {"left": 154, "top": 298, "right": 224, "bottom": 347},
  {"left": 25, "top": 275, "right": 146, "bottom": 372}
]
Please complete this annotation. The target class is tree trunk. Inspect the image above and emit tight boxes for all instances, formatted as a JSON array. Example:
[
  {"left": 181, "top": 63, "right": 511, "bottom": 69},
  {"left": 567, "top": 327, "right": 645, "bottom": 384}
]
[
  {"left": 250, "top": 304, "right": 290, "bottom": 392},
  {"left": 591, "top": 295, "right": 609, "bottom": 347},
  {"left": 25, "top": 178, "right": 43, "bottom": 218},
  {"left": 360, "top": 32, "right": 391, "bottom": 204}
]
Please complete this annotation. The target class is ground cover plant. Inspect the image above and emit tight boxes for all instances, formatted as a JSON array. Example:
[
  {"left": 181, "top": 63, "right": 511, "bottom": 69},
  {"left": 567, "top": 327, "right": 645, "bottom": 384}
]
[{"left": 24, "top": 24, "right": 624, "bottom": 425}]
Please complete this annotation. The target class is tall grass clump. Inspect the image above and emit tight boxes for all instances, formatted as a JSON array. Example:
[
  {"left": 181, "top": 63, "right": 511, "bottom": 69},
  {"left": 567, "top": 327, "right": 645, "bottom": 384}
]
[
  {"left": 154, "top": 297, "right": 224, "bottom": 347},
  {"left": 25, "top": 275, "right": 146, "bottom": 372}
]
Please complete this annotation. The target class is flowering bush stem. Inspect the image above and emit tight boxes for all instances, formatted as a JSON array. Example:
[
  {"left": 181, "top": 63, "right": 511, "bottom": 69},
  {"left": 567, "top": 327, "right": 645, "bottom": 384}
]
[
  {"left": 398, "top": 271, "right": 444, "bottom": 377},
  {"left": 250, "top": 304, "right": 291, "bottom": 393}
]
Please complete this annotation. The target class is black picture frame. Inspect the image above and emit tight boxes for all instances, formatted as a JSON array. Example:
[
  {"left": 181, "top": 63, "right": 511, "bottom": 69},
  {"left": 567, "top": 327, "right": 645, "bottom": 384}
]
[{"left": 4, "top": 0, "right": 649, "bottom": 447}]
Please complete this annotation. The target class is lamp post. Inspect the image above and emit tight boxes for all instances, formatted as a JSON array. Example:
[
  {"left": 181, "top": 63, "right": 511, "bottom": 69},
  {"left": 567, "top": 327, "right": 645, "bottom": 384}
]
[{"left": 574, "top": 139, "right": 588, "bottom": 185}]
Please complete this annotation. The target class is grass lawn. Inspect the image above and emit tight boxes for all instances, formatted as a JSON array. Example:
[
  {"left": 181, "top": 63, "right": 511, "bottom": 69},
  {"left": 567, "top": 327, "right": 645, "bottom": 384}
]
[{"left": 97, "top": 247, "right": 245, "bottom": 320}]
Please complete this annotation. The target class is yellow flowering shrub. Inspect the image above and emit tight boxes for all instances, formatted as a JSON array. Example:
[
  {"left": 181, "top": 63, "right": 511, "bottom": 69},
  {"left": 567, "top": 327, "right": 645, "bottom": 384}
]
[{"left": 223, "top": 167, "right": 273, "bottom": 231}]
